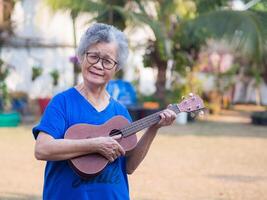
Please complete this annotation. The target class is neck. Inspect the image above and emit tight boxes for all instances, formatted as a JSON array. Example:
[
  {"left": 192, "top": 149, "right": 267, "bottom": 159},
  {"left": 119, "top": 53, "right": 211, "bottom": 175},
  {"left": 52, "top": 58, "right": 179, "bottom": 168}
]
[
  {"left": 76, "top": 83, "right": 110, "bottom": 110},
  {"left": 80, "top": 82, "right": 107, "bottom": 99}
]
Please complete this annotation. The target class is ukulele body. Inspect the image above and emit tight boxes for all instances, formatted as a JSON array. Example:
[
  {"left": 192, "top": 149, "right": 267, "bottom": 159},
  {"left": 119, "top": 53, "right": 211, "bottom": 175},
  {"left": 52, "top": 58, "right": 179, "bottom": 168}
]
[{"left": 64, "top": 115, "right": 137, "bottom": 179}]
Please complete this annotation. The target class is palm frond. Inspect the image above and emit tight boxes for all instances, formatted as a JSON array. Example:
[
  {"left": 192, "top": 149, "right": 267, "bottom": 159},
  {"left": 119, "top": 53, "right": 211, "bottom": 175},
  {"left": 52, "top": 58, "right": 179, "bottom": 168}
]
[
  {"left": 115, "top": 3, "right": 170, "bottom": 59},
  {"left": 45, "top": 0, "right": 108, "bottom": 14},
  {"left": 190, "top": 10, "right": 267, "bottom": 65}
]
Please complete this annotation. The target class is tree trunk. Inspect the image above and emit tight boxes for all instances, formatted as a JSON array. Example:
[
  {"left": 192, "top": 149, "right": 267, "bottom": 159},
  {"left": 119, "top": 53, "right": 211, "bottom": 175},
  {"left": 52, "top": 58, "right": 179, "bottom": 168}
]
[
  {"left": 150, "top": 41, "right": 168, "bottom": 106},
  {"left": 155, "top": 63, "right": 167, "bottom": 106},
  {"left": 263, "top": 66, "right": 267, "bottom": 84},
  {"left": 71, "top": 13, "right": 79, "bottom": 85}
]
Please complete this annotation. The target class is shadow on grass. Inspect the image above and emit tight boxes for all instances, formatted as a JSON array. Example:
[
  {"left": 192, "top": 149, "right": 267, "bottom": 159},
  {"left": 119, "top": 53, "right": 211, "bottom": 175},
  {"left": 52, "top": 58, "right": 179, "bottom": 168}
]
[
  {"left": 0, "top": 193, "right": 41, "bottom": 200},
  {"left": 160, "top": 121, "right": 267, "bottom": 138}
]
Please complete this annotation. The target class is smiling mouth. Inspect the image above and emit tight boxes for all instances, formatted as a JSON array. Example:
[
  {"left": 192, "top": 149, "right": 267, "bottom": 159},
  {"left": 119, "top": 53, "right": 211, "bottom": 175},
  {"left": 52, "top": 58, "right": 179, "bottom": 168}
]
[{"left": 88, "top": 70, "right": 104, "bottom": 77}]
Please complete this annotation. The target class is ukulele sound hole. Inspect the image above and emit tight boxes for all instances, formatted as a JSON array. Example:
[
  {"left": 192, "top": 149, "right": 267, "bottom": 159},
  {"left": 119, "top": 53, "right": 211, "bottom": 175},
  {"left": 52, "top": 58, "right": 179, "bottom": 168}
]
[{"left": 109, "top": 129, "right": 122, "bottom": 137}]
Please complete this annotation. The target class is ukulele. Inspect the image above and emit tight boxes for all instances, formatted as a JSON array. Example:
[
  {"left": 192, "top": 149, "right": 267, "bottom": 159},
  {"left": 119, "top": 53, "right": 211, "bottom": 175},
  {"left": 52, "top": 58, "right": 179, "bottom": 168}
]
[{"left": 64, "top": 93, "right": 205, "bottom": 179}]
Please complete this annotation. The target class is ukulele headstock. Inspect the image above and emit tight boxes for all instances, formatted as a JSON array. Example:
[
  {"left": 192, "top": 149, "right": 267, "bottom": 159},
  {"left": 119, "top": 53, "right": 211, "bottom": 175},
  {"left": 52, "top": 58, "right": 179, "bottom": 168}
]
[{"left": 177, "top": 93, "right": 205, "bottom": 115}]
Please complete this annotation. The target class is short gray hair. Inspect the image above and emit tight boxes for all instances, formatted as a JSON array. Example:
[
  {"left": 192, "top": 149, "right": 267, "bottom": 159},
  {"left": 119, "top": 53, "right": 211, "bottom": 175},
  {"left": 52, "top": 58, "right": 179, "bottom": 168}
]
[{"left": 77, "top": 23, "right": 129, "bottom": 70}]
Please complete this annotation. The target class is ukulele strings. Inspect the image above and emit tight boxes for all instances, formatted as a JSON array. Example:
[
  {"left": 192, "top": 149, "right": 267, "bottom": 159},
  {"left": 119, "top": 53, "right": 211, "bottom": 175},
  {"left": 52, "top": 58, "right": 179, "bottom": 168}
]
[
  {"left": 121, "top": 113, "right": 161, "bottom": 137},
  {"left": 121, "top": 105, "right": 180, "bottom": 137},
  {"left": 122, "top": 104, "right": 180, "bottom": 136}
]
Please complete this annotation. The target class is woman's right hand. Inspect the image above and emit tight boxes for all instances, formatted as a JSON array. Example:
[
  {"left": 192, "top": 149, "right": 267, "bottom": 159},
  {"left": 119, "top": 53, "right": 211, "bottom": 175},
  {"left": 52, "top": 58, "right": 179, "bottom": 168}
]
[{"left": 93, "top": 135, "right": 125, "bottom": 162}]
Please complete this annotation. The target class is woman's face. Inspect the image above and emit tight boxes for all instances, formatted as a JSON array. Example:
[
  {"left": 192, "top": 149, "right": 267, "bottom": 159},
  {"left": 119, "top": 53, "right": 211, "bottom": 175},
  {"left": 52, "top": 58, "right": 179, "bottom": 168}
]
[{"left": 81, "top": 42, "right": 118, "bottom": 87}]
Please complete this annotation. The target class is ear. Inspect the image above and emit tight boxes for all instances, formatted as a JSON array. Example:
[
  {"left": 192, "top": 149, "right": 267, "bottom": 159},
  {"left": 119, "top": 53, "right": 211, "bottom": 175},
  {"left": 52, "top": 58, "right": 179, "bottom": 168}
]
[
  {"left": 77, "top": 55, "right": 84, "bottom": 64},
  {"left": 115, "top": 65, "right": 121, "bottom": 72}
]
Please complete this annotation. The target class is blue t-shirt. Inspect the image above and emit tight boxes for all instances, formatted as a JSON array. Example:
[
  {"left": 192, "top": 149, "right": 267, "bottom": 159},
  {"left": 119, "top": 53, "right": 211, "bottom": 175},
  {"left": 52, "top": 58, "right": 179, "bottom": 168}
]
[{"left": 32, "top": 88, "right": 132, "bottom": 200}]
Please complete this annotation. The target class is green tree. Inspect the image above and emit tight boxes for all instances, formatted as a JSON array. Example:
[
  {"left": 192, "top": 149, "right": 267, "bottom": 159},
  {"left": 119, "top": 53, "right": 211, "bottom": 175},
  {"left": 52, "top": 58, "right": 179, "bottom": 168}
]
[
  {"left": 127, "top": 0, "right": 267, "bottom": 105},
  {"left": 45, "top": 0, "right": 267, "bottom": 106},
  {"left": 119, "top": 0, "right": 197, "bottom": 105}
]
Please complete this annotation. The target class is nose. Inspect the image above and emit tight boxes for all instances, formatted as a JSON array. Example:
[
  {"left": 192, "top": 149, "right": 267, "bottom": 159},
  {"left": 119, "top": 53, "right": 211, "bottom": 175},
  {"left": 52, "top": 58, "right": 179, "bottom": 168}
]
[{"left": 93, "top": 59, "right": 104, "bottom": 70}]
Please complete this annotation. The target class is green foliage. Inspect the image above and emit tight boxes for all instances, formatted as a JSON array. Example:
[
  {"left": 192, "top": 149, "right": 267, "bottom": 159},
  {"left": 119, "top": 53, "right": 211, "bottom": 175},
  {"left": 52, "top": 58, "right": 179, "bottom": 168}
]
[
  {"left": 245, "top": 0, "right": 267, "bottom": 11},
  {"left": 173, "top": 52, "right": 188, "bottom": 74},
  {"left": 250, "top": 65, "right": 262, "bottom": 85},
  {"left": 165, "top": 84, "right": 189, "bottom": 105},
  {"left": 0, "top": 59, "right": 9, "bottom": 82},
  {"left": 190, "top": 10, "right": 267, "bottom": 66},
  {"left": 45, "top": 0, "right": 127, "bottom": 30},
  {"left": 125, "top": 0, "right": 177, "bottom": 60},
  {"left": 45, "top": 0, "right": 267, "bottom": 102},
  {"left": 173, "top": 21, "right": 210, "bottom": 73},
  {"left": 174, "top": 21, "right": 210, "bottom": 53},
  {"left": 0, "top": 59, "right": 11, "bottom": 112},
  {"left": 50, "top": 69, "right": 60, "bottom": 86},
  {"left": 143, "top": 40, "right": 162, "bottom": 68},
  {"left": 195, "top": 0, "right": 229, "bottom": 14},
  {"left": 31, "top": 66, "right": 43, "bottom": 81}
]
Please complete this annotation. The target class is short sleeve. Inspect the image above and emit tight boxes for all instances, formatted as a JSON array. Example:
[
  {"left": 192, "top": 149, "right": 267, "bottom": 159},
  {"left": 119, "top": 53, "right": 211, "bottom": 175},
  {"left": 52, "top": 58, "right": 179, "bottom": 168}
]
[
  {"left": 114, "top": 101, "right": 132, "bottom": 123},
  {"left": 123, "top": 108, "right": 133, "bottom": 123},
  {"left": 32, "top": 95, "right": 67, "bottom": 139}
]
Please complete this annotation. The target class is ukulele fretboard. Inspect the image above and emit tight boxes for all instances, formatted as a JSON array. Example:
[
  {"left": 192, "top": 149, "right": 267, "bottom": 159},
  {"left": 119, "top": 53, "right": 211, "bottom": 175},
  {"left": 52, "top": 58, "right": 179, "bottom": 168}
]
[{"left": 121, "top": 104, "right": 180, "bottom": 137}]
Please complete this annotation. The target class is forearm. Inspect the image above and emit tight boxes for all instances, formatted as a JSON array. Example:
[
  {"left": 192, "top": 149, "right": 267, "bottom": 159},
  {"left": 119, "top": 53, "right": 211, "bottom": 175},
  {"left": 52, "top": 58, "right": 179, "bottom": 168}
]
[
  {"left": 126, "top": 126, "right": 158, "bottom": 174},
  {"left": 35, "top": 132, "right": 99, "bottom": 161}
]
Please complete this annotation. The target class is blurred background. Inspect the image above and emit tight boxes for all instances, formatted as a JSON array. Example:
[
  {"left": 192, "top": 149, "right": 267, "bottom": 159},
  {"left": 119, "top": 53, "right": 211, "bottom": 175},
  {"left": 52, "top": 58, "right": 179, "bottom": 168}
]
[{"left": 0, "top": 0, "right": 267, "bottom": 200}]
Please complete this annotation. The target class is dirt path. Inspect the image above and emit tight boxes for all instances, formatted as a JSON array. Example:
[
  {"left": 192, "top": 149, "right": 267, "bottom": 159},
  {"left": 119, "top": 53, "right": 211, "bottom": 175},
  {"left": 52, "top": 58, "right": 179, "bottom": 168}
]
[{"left": 0, "top": 121, "right": 267, "bottom": 200}]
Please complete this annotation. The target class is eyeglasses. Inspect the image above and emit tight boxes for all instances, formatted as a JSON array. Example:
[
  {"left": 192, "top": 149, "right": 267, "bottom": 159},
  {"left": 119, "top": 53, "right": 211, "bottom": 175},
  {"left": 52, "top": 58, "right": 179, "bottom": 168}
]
[{"left": 85, "top": 52, "right": 118, "bottom": 70}]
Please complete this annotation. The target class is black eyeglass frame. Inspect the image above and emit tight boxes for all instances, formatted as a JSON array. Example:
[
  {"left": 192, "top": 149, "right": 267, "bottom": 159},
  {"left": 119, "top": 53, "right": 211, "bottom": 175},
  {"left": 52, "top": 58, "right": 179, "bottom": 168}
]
[{"left": 85, "top": 52, "right": 118, "bottom": 70}]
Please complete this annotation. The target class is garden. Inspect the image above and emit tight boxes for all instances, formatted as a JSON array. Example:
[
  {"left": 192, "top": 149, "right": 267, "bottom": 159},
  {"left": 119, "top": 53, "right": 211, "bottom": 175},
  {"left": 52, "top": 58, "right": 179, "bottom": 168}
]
[{"left": 0, "top": 0, "right": 267, "bottom": 199}]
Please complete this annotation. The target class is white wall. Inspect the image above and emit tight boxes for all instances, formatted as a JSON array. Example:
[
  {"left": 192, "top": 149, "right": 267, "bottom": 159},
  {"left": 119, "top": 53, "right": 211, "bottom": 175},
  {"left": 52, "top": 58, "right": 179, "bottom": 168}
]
[
  {"left": 0, "top": 0, "right": 160, "bottom": 99},
  {"left": 0, "top": 0, "right": 91, "bottom": 98}
]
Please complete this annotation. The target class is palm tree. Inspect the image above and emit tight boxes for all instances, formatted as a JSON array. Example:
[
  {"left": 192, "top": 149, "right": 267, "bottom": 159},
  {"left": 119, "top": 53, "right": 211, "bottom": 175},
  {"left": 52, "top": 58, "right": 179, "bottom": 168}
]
[
  {"left": 124, "top": 0, "right": 267, "bottom": 105},
  {"left": 191, "top": 10, "right": 267, "bottom": 70},
  {"left": 118, "top": 0, "right": 195, "bottom": 105},
  {"left": 45, "top": 0, "right": 267, "bottom": 106}
]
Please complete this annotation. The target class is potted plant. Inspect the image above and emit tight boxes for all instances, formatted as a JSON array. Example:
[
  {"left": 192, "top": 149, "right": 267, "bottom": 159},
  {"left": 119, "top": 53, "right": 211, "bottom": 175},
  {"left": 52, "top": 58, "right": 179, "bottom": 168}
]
[
  {"left": 50, "top": 69, "right": 59, "bottom": 87},
  {"left": 0, "top": 59, "right": 21, "bottom": 126},
  {"left": 31, "top": 65, "right": 43, "bottom": 81},
  {"left": 37, "top": 69, "right": 60, "bottom": 114}
]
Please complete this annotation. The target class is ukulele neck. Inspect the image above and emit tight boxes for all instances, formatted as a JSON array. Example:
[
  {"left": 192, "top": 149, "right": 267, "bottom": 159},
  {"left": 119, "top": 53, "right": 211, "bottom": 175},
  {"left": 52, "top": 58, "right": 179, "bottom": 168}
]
[{"left": 121, "top": 104, "right": 180, "bottom": 137}]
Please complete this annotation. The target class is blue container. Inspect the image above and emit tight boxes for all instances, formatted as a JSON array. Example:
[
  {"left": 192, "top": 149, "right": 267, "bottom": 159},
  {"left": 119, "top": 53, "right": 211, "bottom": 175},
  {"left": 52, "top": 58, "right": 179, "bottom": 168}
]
[{"left": 106, "top": 79, "right": 137, "bottom": 107}]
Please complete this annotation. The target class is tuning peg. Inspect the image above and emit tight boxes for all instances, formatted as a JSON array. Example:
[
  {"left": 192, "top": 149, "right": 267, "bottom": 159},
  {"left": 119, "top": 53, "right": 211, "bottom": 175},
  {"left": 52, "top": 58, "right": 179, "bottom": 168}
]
[
  {"left": 190, "top": 112, "right": 195, "bottom": 118},
  {"left": 189, "top": 93, "right": 194, "bottom": 97},
  {"left": 198, "top": 110, "right": 204, "bottom": 116}
]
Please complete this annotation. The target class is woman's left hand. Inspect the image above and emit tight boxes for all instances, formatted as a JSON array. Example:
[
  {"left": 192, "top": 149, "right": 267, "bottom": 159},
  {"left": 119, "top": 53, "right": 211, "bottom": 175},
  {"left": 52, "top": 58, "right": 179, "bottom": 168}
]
[{"left": 153, "top": 106, "right": 177, "bottom": 129}]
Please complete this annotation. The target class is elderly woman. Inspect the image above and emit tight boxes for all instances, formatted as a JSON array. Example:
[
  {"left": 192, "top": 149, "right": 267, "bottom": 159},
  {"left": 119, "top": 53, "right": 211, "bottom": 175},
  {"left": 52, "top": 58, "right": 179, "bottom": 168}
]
[{"left": 33, "top": 23, "right": 176, "bottom": 200}]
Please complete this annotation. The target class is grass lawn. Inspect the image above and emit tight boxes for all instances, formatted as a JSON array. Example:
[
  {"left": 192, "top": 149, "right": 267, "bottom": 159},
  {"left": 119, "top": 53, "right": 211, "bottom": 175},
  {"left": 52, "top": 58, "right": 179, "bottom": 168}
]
[{"left": 0, "top": 120, "right": 267, "bottom": 200}]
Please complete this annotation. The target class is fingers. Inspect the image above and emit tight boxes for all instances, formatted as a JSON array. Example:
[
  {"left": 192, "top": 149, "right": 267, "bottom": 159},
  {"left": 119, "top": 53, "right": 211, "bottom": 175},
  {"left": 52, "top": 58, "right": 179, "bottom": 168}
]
[
  {"left": 97, "top": 136, "right": 125, "bottom": 163},
  {"left": 108, "top": 147, "right": 124, "bottom": 162},
  {"left": 158, "top": 108, "right": 177, "bottom": 127},
  {"left": 112, "top": 134, "right": 122, "bottom": 140},
  {"left": 110, "top": 144, "right": 125, "bottom": 162},
  {"left": 111, "top": 135, "right": 125, "bottom": 156}
]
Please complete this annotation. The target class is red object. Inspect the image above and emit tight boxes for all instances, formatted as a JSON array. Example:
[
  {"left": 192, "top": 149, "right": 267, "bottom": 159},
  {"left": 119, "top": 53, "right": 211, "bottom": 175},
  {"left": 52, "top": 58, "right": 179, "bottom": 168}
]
[{"left": 38, "top": 98, "right": 51, "bottom": 114}]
